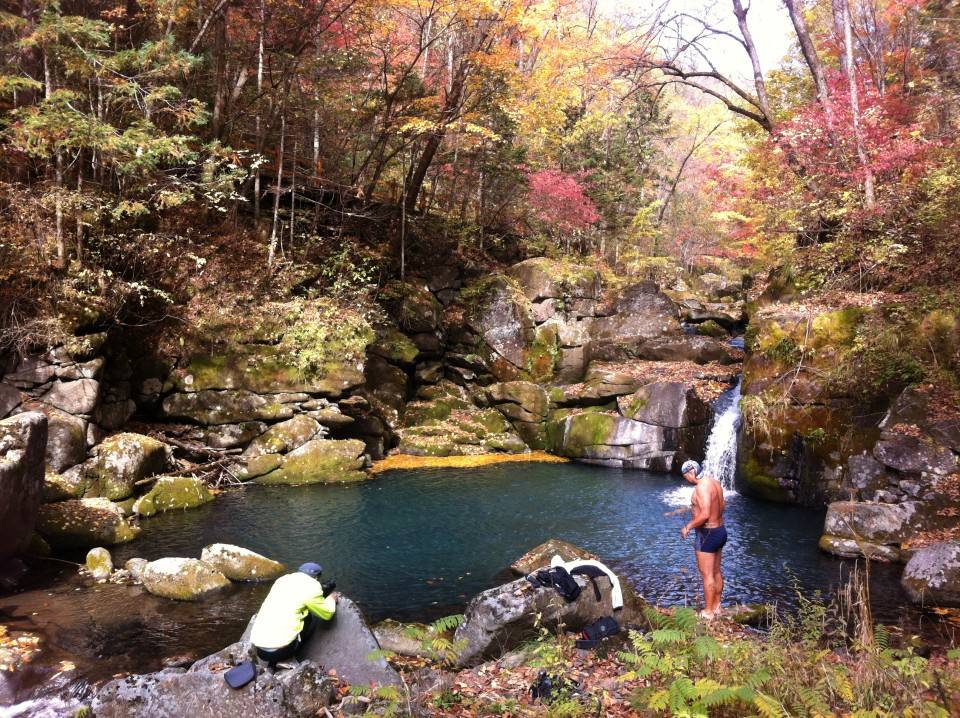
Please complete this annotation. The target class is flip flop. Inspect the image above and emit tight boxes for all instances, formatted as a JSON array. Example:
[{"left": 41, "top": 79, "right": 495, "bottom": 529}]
[{"left": 224, "top": 661, "right": 256, "bottom": 689}]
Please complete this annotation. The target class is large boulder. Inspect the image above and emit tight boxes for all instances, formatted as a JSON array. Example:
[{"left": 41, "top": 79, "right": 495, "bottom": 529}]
[
  {"left": 92, "top": 660, "right": 333, "bottom": 718},
  {"left": 463, "top": 276, "right": 536, "bottom": 376},
  {"left": 822, "top": 501, "right": 918, "bottom": 544},
  {"left": 0, "top": 412, "right": 47, "bottom": 560},
  {"left": 200, "top": 543, "right": 285, "bottom": 582},
  {"left": 40, "top": 378, "right": 100, "bottom": 415},
  {"left": 380, "top": 280, "right": 443, "bottom": 334},
  {"left": 506, "top": 258, "right": 601, "bottom": 302},
  {"left": 253, "top": 438, "right": 367, "bottom": 484},
  {"left": 36, "top": 497, "right": 141, "bottom": 547},
  {"left": 453, "top": 573, "right": 637, "bottom": 666},
  {"left": 616, "top": 382, "right": 711, "bottom": 428},
  {"left": 300, "top": 596, "right": 402, "bottom": 687},
  {"left": 162, "top": 389, "right": 295, "bottom": 425},
  {"left": 87, "top": 432, "right": 172, "bottom": 500},
  {"left": 901, "top": 541, "right": 960, "bottom": 606},
  {"left": 243, "top": 415, "right": 322, "bottom": 457},
  {"left": 132, "top": 476, "right": 214, "bottom": 517},
  {"left": 547, "top": 411, "right": 673, "bottom": 470},
  {"left": 486, "top": 381, "right": 549, "bottom": 422},
  {"left": 0, "top": 383, "right": 22, "bottom": 418},
  {"left": 509, "top": 538, "right": 600, "bottom": 576},
  {"left": 633, "top": 336, "right": 737, "bottom": 365},
  {"left": 141, "top": 557, "right": 231, "bottom": 601},
  {"left": 589, "top": 282, "right": 679, "bottom": 357},
  {"left": 42, "top": 406, "right": 88, "bottom": 472},
  {"left": 872, "top": 433, "right": 959, "bottom": 476}
]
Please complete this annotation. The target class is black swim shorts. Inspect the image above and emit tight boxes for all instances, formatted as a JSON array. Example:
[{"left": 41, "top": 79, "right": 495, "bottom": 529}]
[{"left": 694, "top": 526, "right": 728, "bottom": 553}]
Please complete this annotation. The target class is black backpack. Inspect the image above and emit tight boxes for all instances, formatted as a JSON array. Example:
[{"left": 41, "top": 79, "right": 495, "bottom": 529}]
[
  {"left": 527, "top": 566, "right": 582, "bottom": 602},
  {"left": 575, "top": 616, "right": 620, "bottom": 649}
]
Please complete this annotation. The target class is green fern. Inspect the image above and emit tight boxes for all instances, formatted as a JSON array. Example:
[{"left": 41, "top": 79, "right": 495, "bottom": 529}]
[
  {"left": 430, "top": 613, "right": 465, "bottom": 633},
  {"left": 692, "top": 635, "right": 719, "bottom": 660},
  {"left": 754, "top": 690, "right": 788, "bottom": 718}
]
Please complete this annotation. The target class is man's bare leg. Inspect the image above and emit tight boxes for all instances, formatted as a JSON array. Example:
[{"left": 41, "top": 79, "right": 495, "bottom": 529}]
[
  {"left": 695, "top": 551, "right": 716, "bottom": 618},
  {"left": 712, "top": 548, "right": 724, "bottom": 615}
]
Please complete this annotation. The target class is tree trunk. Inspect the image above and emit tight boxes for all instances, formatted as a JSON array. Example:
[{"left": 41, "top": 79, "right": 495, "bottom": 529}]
[
  {"left": 254, "top": 0, "right": 265, "bottom": 223},
  {"left": 839, "top": 0, "right": 876, "bottom": 209},
  {"left": 268, "top": 105, "right": 286, "bottom": 269},
  {"left": 784, "top": 0, "right": 833, "bottom": 122}
]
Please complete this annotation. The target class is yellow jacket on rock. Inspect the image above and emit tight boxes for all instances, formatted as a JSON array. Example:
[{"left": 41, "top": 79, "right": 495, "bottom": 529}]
[{"left": 250, "top": 572, "right": 336, "bottom": 650}]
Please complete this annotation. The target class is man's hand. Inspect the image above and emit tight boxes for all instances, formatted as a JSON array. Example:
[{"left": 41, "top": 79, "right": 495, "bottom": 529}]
[
  {"left": 329, "top": 592, "right": 339, "bottom": 602},
  {"left": 680, "top": 526, "right": 690, "bottom": 539}
]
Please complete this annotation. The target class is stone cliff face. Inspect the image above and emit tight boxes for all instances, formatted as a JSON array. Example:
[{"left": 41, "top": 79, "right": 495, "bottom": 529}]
[
  {"left": 0, "top": 412, "right": 47, "bottom": 561},
  {"left": 0, "top": 257, "right": 745, "bottom": 551}
]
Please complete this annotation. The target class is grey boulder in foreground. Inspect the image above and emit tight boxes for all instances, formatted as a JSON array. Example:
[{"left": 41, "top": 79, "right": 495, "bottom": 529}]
[{"left": 901, "top": 540, "right": 960, "bottom": 607}]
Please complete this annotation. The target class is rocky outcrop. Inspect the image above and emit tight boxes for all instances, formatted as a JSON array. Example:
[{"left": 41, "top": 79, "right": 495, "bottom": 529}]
[
  {"left": 37, "top": 497, "right": 141, "bottom": 547},
  {"left": 132, "top": 476, "right": 213, "bottom": 517},
  {"left": 93, "top": 660, "right": 334, "bottom": 718},
  {"left": 817, "top": 501, "right": 918, "bottom": 561},
  {"left": 547, "top": 378, "right": 712, "bottom": 471},
  {"left": 200, "top": 543, "right": 285, "bottom": 581},
  {"left": 0, "top": 412, "right": 47, "bottom": 560},
  {"left": 589, "top": 281, "right": 679, "bottom": 360},
  {"left": 84, "top": 432, "right": 172, "bottom": 500},
  {"left": 85, "top": 546, "right": 113, "bottom": 580},
  {"left": 140, "top": 557, "right": 232, "bottom": 600},
  {"left": 738, "top": 306, "right": 874, "bottom": 505},
  {"left": 453, "top": 551, "right": 644, "bottom": 667},
  {"left": 249, "top": 438, "right": 367, "bottom": 484},
  {"left": 901, "top": 541, "right": 960, "bottom": 606},
  {"left": 299, "top": 596, "right": 402, "bottom": 688}
]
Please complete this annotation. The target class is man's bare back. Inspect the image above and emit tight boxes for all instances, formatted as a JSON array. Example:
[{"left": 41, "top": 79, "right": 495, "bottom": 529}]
[{"left": 691, "top": 477, "right": 725, "bottom": 528}]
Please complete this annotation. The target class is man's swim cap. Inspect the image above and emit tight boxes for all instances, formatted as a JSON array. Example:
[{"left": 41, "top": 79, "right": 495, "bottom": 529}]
[
  {"left": 680, "top": 460, "right": 701, "bottom": 477},
  {"left": 298, "top": 562, "right": 323, "bottom": 577}
]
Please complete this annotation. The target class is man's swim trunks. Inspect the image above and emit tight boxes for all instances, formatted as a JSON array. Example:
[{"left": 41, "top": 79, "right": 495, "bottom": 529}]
[{"left": 694, "top": 526, "right": 728, "bottom": 553}]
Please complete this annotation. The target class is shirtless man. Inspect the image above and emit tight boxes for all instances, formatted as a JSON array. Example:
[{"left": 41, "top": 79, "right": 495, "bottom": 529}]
[{"left": 679, "top": 460, "right": 727, "bottom": 619}]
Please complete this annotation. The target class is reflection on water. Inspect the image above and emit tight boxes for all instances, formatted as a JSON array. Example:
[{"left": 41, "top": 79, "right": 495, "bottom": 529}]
[{"left": 0, "top": 462, "right": 930, "bottom": 688}]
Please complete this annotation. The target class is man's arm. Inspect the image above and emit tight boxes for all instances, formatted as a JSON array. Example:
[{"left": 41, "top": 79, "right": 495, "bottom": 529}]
[{"left": 303, "top": 591, "right": 336, "bottom": 620}]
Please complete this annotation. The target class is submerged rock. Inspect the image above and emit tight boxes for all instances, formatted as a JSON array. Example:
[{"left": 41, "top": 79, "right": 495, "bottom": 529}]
[
  {"left": 37, "top": 497, "right": 141, "bottom": 547},
  {"left": 200, "top": 543, "right": 285, "bottom": 582},
  {"left": 141, "top": 557, "right": 231, "bottom": 601},
  {"left": 902, "top": 541, "right": 960, "bottom": 606},
  {"left": 87, "top": 432, "right": 172, "bottom": 500},
  {"left": 132, "top": 476, "right": 214, "bottom": 517}
]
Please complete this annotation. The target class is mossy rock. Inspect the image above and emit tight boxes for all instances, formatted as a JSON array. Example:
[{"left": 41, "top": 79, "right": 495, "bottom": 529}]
[
  {"left": 132, "top": 476, "right": 214, "bottom": 517},
  {"left": 512, "top": 421, "right": 547, "bottom": 450},
  {"left": 818, "top": 534, "right": 901, "bottom": 562},
  {"left": 510, "top": 538, "right": 600, "bottom": 575},
  {"left": 379, "top": 281, "right": 443, "bottom": 333},
  {"left": 141, "top": 557, "right": 231, "bottom": 601},
  {"left": 200, "top": 543, "right": 285, "bottom": 582},
  {"left": 162, "top": 390, "right": 295, "bottom": 426},
  {"left": 403, "top": 399, "right": 459, "bottom": 427},
  {"left": 37, "top": 498, "right": 141, "bottom": 548},
  {"left": 85, "top": 546, "right": 113, "bottom": 580},
  {"left": 87, "top": 433, "right": 171, "bottom": 501},
  {"left": 483, "top": 434, "right": 529, "bottom": 453},
  {"left": 244, "top": 415, "right": 321, "bottom": 457},
  {"left": 472, "top": 409, "right": 510, "bottom": 435},
  {"left": 369, "top": 328, "right": 420, "bottom": 366},
  {"left": 43, "top": 468, "right": 89, "bottom": 502},
  {"left": 696, "top": 320, "right": 728, "bottom": 338},
  {"left": 237, "top": 453, "right": 283, "bottom": 481},
  {"left": 255, "top": 438, "right": 367, "bottom": 484},
  {"left": 740, "top": 456, "right": 792, "bottom": 503}
]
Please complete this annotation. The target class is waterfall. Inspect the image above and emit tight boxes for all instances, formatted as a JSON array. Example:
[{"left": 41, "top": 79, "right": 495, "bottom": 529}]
[{"left": 701, "top": 379, "right": 742, "bottom": 491}]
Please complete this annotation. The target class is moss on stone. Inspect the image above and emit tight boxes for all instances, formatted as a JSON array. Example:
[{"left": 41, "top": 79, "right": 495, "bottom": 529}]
[
  {"left": 132, "top": 477, "right": 214, "bottom": 517},
  {"left": 370, "top": 329, "right": 420, "bottom": 365},
  {"left": 741, "top": 456, "right": 792, "bottom": 503},
  {"left": 254, "top": 438, "right": 367, "bottom": 484},
  {"left": 697, "top": 320, "right": 728, "bottom": 338}
]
